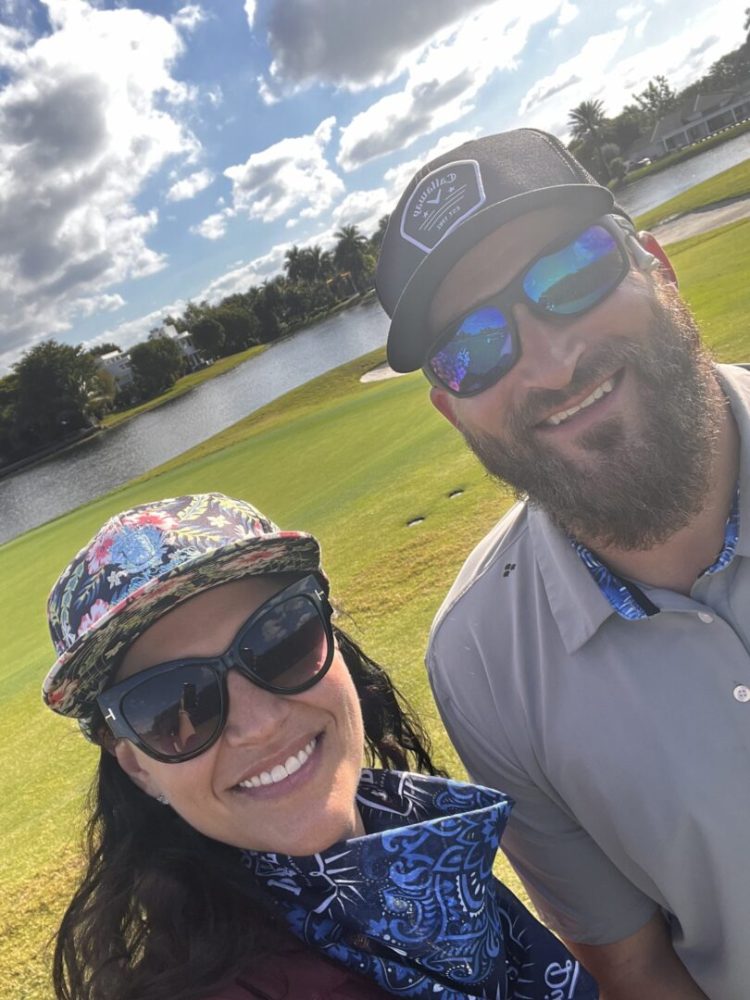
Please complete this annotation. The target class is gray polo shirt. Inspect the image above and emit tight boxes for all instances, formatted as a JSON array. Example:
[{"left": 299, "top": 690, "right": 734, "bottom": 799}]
[{"left": 427, "top": 364, "right": 750, "bottom": 999}]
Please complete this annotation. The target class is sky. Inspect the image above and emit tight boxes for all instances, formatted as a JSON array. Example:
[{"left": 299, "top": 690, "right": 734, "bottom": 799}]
[{"left": 0, "top": 0, "right": 745, "bottom": 373}]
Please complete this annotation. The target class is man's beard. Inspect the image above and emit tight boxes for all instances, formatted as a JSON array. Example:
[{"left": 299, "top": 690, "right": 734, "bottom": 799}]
[{"left": 459, "top": 284, "right": 725, "bottom": 550}]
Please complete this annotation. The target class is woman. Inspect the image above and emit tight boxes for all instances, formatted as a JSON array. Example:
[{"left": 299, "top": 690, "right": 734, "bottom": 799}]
[{"left": 44, "top": 492, "right": 597, "bottom": 1000}]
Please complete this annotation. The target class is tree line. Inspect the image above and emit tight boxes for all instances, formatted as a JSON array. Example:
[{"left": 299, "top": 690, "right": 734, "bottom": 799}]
[
  {"left": 0, "top": 221, "right": 386, "bottom": 468},
  {"left": 3, "top": 10, "right": 749, "bottom": 470},
  {"left": 567, "top": 15, "right": 750, "bottom": 184}
]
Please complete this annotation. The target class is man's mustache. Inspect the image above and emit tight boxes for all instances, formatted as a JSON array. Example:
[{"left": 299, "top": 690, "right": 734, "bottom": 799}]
[{"left": 510, "top": 340, "right": 640, "bottom": 432}]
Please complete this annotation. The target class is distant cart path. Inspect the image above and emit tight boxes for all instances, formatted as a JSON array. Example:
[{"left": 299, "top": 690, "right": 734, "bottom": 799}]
[{"left": 653, "top": 194, "right": 750, "bottom": 243}]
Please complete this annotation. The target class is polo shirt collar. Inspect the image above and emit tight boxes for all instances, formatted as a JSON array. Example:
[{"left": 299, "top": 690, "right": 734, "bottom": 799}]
[
  {"left": 716, "top": 364, "right": 750, "bottom": 558},
  {"left": 529, "top": 506, "right": 616, "bottom": 654},
  {"left": 529, "top": 363, "right": 750, "bottom": 653}
]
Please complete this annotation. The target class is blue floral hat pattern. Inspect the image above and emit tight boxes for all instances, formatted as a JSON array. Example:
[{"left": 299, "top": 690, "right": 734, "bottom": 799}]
[{"left": 43, "top": 493, "right": 324, "bottom": 728}]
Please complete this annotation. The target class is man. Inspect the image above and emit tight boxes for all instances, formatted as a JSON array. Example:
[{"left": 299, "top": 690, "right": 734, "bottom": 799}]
[{"left": 375, "top": 129, "right": 750, "bottom": 999}]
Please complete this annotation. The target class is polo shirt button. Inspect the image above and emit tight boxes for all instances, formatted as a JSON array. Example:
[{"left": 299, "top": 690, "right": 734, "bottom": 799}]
[
  {"left": 697, "top": 612, "right": 714, "bottom": 623},
  {"left": 733, "top": 685, "right": 750, "bottom": 703}
]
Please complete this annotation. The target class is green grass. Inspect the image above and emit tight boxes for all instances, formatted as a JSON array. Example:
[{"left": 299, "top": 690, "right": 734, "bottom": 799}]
[
  {"left": 634, "top": 159, "right": 750, "bottom": 231},
  {"left": 2, "top": 217, "right": 749, "bottom": 999}
]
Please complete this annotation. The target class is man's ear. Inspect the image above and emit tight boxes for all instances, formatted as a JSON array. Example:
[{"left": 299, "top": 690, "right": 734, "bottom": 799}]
[
  {"left": 637, "top": 230, "right": 678, "bottom": 287},
  {"left": 114, "top": 739, "right": 159, "bottom": 797},
  {"left": 429, "top": 385, "right": 461, "bottom": 429}
]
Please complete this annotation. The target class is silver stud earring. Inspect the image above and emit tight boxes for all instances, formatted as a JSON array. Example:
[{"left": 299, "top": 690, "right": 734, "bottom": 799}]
[{"left": 157, "top": 793, "right": 169, "bottom": 805}]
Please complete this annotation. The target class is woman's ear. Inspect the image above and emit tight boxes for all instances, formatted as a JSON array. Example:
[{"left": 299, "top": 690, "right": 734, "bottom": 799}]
[
  {"left": 114, "top": 739, "right": 159, "bottom": 797},
  {"left": 637, "top": 230, "right": 678, "bottom": 287}
]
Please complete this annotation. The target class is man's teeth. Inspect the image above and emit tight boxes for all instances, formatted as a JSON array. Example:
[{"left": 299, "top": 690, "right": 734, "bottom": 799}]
[
  {"left": 545, "top": 378, "right": 614, "bottom": 426},
  {"left": 237, "top": 738, "right": 317, "bottom": 789}
]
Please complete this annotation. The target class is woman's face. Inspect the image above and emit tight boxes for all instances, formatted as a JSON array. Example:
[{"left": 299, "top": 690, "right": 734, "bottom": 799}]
[{"left": 112, "top": 576, "right": 366, "bottom": 854}]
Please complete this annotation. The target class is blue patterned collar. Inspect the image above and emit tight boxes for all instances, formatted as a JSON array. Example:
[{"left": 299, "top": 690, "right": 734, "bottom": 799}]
[
  {"left": 241, "top": 770, "right": 597, "bottom": 1000},
  {"left": 571, "top": 485, "right": 740, "bottom": 621}
]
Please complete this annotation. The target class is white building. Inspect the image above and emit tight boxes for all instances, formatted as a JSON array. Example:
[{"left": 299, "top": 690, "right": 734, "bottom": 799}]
[
  {"left": 95, "top": 350, "right": 134, "bottom": 390},
  {"left": 649, "top": 87, "right": 750, "bottom": 155},
  {"left": 148, "top": 324, "right": 204, "bottom": 371}
]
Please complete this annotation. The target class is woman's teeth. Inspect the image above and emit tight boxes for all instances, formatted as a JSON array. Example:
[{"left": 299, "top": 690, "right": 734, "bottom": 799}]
[
  {"left": 237, "top": 738, "right": 317, "bottom": 789},
  {"left": 545, "top": 377, "right": 614, "bottom": 426}
]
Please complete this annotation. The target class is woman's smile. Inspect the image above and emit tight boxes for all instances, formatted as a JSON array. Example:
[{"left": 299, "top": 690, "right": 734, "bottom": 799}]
[{"left": 114, "top": 576, "right": 366, "bottom": 853}]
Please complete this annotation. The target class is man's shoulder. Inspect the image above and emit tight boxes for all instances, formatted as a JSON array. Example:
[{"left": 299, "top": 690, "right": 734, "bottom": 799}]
[{"left": 430, "top": 499, "right": 533, "bottom": 640}]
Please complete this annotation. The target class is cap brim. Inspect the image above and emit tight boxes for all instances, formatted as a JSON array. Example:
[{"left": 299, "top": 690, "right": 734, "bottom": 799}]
[
  {"left": 42, "top": 532, "right": 323, "bottom": 721},
  {"left": 386, "top": 184, "right": 616, "bottom": 373}
]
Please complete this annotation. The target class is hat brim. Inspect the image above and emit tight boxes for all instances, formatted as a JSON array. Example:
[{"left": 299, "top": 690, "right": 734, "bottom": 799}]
[
  {"left": 386, "top": 184, "right": 617, "bottom": 373},
  {"left": 42, "top": 532, "right": 323, "bottom": 721}
]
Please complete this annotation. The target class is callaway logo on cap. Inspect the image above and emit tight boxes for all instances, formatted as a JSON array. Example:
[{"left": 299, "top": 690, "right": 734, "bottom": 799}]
[
  {"left": 375, "top": 128, "right": 624, "bottom": 374},
  {"left": 400, "top": 160, "right": 486, "bottom": 255}
]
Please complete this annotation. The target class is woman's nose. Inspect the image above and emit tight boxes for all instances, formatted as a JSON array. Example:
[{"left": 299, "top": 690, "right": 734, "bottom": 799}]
[
  {"left": 222, "top": 668, "right": 290, "bottom": 745},
  {"left": 512, "top": 302, "right": 586, "bottom": 391}
]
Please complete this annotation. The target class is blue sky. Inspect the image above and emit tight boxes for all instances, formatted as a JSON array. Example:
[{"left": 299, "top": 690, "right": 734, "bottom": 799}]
[{"left": 0, "top": 0, "right": 744, "bottom": 371}]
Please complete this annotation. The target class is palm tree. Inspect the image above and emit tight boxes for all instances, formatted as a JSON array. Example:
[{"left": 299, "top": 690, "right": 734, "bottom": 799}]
[
  {"left": 333, "top": 225, "right": 370, "bottom": 295},
  {"left": 370, "top": 214, "right": 390, "bottom": 252},
  {"left": 568, "top": 99, "right": 612, "bottom": 180},
  {"left": 284, "top": 245, "right": 304, "bottom": 283}
]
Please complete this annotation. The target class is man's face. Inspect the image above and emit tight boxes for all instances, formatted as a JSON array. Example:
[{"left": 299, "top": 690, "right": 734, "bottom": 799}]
[{"left": 427, "top": 205, "right": 720, "bottom": 549}]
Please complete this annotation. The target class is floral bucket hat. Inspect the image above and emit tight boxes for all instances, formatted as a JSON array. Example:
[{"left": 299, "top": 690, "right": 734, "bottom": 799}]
[{"left": 43, "top": 493, "right": 324, "bottom": 731}]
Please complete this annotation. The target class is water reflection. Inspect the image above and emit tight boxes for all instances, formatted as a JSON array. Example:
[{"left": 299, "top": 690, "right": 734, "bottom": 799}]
[
  {"left": 3, "top": 133, "right": 749, "bottom": 544},
  {"left": 0, "top": 301, "right": 389, "bottom": 544},
  {"left": 616, "top": 132, "right": 750, "bottom": 219}
]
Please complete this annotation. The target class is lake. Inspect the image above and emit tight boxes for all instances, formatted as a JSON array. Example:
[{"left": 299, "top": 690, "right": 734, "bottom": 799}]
[
  {"left": 0, "top": 301, "right": 389, "bottom": 545},
  {"left": 2, "top": 132, "right": 748, "bottom": 545}
]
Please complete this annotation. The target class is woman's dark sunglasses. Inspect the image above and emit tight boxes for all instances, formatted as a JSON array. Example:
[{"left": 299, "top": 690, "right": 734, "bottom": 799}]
[
  {"left": 424, "top": 216, "right": 636, "bottom": 397},
  {"left": 97, "top": 574, "right": 333, "bottom": 764}
]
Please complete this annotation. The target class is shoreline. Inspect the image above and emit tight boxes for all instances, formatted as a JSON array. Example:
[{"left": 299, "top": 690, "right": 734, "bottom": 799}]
[{"left": 1, "top": 290, "right": 378, "bottom": 481}]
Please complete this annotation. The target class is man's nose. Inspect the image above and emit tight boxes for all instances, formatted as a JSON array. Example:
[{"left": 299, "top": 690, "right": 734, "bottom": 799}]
[
  {"left": 221, "top": 668, "right": 290, "bottom": 745},
  {"left": 512, "top": 302, "right": 586, "bottom": 391}
]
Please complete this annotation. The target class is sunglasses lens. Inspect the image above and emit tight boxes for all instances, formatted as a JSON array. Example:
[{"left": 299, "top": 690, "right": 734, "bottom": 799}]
[
  {"left": 121, "top": 664, "right": 222, "bottom": 759},
  {"left": 523, "top": 224, "right": 626, "bottom": 316},
  {"left": 428, "top": 306, "right": 515, "bottom": 395},
  {"left": 238, "top": 594, "right": 329, "bottom": 691}
]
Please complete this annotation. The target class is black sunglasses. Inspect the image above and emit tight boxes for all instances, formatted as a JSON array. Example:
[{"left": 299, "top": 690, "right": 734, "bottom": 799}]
[
  {"left": 424, "top": 216, "right": 638, "bottom": 398},
  {"left": 97, "top": 574, "right": 333, "bottom": 763}
]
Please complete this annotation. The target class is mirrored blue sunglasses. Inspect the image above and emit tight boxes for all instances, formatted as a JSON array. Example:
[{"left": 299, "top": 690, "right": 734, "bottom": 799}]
[{"left": 424, "top": 216, "right": 635, "bottom": 397}]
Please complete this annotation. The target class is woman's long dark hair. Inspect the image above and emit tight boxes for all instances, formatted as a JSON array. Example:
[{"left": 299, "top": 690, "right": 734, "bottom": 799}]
[{"left": 53, "top": 625, "right": 443, "bottom": 1000}]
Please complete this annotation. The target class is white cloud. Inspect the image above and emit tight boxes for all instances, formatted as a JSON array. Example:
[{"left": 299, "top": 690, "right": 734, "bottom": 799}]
[
  {"left": 173, "top": 5, "right": 207, "bottom": 32},
  {"left": 329, "top": 188, "right": 390, "bottom": 237},
  {"left": 244, "top": 0, "right": 258, "bottom": 30},
  {"left": 616, "top": 2, "right": 647, "bottom": 22},
  {"left": 518, "top": 27, "right": 628, "bottom": 119},
  {"left": 0, "top": 0, "right": 199, "bottom": 371},
  {"left": 76, "top": 293, "right": 126, "bottom": 318},
  {"left": 191, "top": 209, "right": 233, "bottom": 240},
  {"left": 336, "top": 1, "right": 564, "bottom": 170},
  {"left": 382, "top": 128, "right": 483, "bottom": 199},
  {"left": 256, "top": 74, "right": 281, "bottom": 106},
  {"left": 633, "top": 12, "right": 652, "bottom": 39},
  {"left": 550, "top": 1, "right": 579, "bottom": 37},
  {"left": 224, "top": 116, "right": 344, "bottom": 224},
  {"left": 262, "top": 0, "right": 496, "bottom": 90},
  {"left": 557, "top": 1, "right": 579, "bottom": 25},
  {"left": 166, "top": 168, "right": 215, "bottom": 202}
]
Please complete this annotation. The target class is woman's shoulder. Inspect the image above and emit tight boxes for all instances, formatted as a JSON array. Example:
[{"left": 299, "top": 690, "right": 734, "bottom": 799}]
[{"left": 204, "top": 945, "right": 390, "bottom": 1000}]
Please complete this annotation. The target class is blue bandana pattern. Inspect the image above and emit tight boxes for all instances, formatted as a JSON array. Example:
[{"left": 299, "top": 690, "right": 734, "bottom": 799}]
[
  {"left": 572, "top": 485, "right": 740, "bottom": 621},
  {"left": 242, "top": 771, "right": 598, "bottom": 999}
]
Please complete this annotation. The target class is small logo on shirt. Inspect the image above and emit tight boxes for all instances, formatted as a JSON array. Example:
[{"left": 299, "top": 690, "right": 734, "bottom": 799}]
[{"left": 503, "top": 563, "right": 516, "bottom": 578}]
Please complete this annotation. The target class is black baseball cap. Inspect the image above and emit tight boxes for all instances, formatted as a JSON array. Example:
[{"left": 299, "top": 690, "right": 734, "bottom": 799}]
[{"left": 376, "top": 128, "right": 626, "bottom": 373}]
